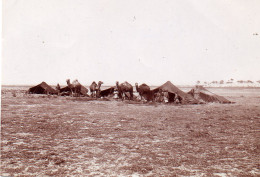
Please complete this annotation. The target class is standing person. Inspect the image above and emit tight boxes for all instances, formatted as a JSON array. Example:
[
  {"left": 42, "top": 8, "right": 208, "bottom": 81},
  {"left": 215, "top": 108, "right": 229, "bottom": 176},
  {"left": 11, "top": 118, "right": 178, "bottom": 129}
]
[
  {"left": 56, "top": 83, "right": 61, "bottom": 95},
  {"left": 158, "top": 89, "right": 164, "bottom": 102}
]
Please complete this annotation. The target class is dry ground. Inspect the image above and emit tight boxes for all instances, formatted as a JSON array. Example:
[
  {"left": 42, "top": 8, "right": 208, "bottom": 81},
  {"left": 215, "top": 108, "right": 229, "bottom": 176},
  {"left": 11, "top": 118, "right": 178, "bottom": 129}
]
[{"left": 1, "top": 87, "right": 260, "bottom": 176}]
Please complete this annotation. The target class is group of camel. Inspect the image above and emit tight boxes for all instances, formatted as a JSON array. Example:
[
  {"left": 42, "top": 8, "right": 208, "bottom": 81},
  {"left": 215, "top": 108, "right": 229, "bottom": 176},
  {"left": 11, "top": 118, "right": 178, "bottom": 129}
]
[
  {"left": 116, "top": 81, "right": 154, "bottom": 101},
  {"left": 89, "top": 81, "right": 104, "bottom": 97},
  {"left": 56, "top": 79, "right": 103, "bottom": 98},
  {"left": 56, "top": 79, "right": 182, "bottom": 103}
]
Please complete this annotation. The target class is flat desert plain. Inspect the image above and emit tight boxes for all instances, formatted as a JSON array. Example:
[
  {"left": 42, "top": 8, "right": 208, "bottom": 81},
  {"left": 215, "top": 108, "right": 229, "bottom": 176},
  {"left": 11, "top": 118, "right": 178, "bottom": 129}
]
[{"left": 1, "top": 86, "right": 260, "bottom": 176}]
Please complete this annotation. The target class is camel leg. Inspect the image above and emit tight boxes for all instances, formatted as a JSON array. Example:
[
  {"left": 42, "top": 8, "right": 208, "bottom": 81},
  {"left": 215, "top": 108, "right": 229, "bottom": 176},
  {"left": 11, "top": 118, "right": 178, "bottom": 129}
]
[
  {"left": 70, "top": 89, "right": 73, "bottom": 97},
  {"left": 130, "top": 92, "right": 133, "bottom": 101}
]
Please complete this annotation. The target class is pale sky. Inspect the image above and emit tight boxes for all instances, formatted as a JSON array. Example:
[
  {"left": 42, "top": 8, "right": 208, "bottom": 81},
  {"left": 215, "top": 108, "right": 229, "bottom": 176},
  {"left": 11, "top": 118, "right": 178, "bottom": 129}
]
[{"left": 2, "top": 0, "right": 260, "bottom": 86}]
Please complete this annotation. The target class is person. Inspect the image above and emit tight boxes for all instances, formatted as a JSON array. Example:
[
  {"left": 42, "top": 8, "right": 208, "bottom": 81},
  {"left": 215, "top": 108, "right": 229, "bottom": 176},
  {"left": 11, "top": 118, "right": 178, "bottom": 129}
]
[
  {"left": 158, "top": 89, "right": 164, "bottom": 102},
  {"left": 163, "top": 91, "right": 169, "bottom": 103},
  {"left": 154, "top": 89, "right": 161, "bottom": 102},
  {"left": 56, "top": 83, "right": 61, "bottom": 95},
  {"left": 176, "top": 94, "right": 182, "bottom": 104}
]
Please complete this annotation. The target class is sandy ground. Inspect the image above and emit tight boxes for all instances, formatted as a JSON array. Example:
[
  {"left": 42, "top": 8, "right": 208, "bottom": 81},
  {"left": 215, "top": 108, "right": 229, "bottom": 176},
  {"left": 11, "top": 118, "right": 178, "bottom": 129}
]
[{"left": 1, "top": 87, "right": 260, "bottom": 176}]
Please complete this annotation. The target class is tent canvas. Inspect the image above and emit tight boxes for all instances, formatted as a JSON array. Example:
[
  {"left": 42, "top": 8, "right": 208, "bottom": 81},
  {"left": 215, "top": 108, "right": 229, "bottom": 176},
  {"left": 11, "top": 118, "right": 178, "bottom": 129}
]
[
  {"left": 152, "top": 81, "right": 199, "bottom": 104},
  {"left": 100, "top": 87, "right": 115, "bottom": 97},
  {"left": 188, "top": 85, "right": 232, "bottom": 103},
  {"left": 28, "top": 82, "right": 57, "bottom": 94},
  {"left": 59, "top": 86, "right": 71, "bottom": 93}
]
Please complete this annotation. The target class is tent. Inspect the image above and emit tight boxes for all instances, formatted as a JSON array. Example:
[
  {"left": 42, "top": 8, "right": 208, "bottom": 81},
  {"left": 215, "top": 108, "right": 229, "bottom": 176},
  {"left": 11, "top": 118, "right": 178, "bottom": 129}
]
[
  {"left": 152, "top": 81, "right": 199, "bottom": 104},
  {"left": 100, "top": 87, "right": 115, "bottom": 97},
  {"left": 187, "top": 85, "right": 232, "bottom": 103},
  {"left": 28, "top": 82, "right": 57, "bottom": 94}
]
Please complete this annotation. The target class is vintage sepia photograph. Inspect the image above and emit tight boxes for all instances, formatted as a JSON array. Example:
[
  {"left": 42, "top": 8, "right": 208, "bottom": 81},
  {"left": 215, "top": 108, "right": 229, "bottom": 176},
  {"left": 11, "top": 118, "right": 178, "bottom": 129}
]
[{"left": 1, "top": 0, "right": 260, "bottom": 176}]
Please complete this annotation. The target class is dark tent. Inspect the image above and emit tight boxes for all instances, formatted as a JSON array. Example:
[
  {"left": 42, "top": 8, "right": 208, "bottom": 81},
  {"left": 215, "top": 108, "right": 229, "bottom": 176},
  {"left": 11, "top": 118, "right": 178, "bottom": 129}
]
[
  {"left": 152, "top": 81, "right": 199, "bottom": 104},
  {"left": 188, "top": 85, "right": 232, "bottom": 104},
  {"left": 28, "top": 82, "right": 57, "bottom": 95},
  {"left": 100, "top": 87, "right": 115, "bottom": 97},
  {"left": 60, "top": 86, "right": 71, "bottom": 93}
]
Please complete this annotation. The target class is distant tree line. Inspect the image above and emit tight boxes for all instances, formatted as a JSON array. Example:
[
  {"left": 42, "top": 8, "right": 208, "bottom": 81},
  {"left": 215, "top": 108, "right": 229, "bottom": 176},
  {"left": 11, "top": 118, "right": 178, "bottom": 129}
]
[
  {"left": 237, "top": 80, "right": 254, "bottom": 84},
  {"left": 196, "top": 79, "right": 259, "bottom": 85}
]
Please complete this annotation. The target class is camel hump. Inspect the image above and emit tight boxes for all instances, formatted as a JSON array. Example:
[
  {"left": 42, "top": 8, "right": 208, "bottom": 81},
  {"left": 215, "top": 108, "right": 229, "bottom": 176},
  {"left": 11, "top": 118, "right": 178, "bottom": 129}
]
[
  {"left": 72, "top": 79, "right": 80, "bottom": 86},
  {"left": 122, "top": 82, "right": 133, "bottom": 91},
  {"left": 140, "top": 83, "right": 150, "bottom": 91},
  {"left": 140, "top": 83, "right": 149, "bottom": 87},
  {"left": 123, "top": 81, "right": 132, "bottom": 87},
  {"left": 91, "top": 81, "right": 97, "bottom": 86}
]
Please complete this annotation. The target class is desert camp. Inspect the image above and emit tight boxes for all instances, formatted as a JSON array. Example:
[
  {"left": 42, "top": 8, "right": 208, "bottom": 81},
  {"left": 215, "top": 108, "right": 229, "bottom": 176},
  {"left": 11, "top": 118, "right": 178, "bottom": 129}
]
[{"left": 27, "top": 80, "right": 233, "bottom": 105}]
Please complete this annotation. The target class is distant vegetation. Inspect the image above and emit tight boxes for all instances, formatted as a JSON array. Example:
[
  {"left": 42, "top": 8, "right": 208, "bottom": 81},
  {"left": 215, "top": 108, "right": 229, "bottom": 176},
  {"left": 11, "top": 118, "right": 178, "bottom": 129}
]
[
  {"left": 196, "top": 79, "right": 259, "bottom": 86},
  {"left": 237, "top": 80, "right": 254, "bottom": 84}
]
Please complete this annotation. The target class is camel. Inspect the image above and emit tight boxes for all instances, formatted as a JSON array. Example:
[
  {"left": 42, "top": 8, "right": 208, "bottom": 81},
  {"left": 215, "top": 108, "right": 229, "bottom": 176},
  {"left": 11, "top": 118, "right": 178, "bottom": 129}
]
[
  {"left": 135, "top": 83, "right": 151, "bottom": 101},
  {"left": 116, "top": 81, "right": 133, "bottom": 100},
  {"left": 89, "top": 81, "right": 103, "bottom": 98},
  {"left": 175, "top": 93, "right": 183, "bottom": 104},
  {"left": 66, "top": 79, "right": 73, "bottom": 95},
  {"left": 66, "top": 79, "right": 81, "bottom": 97},
  {"left": 72, "top": 80, "right": 82, "bottom": 97},
  {"left": 154, "top": 89, "right": 164, "bottom": 102},
  {"left": 89, "top": 81, "right": 98, "bottom": 97},
  {"left": 96, "top": 81, "right": 104, "bottom": 98}
]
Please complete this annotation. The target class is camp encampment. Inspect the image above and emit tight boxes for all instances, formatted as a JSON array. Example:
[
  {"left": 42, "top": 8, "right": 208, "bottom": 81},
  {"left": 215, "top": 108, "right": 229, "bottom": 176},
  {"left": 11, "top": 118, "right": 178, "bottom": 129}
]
[
  {"left": 188, "top": 85, "right": 232, "bottom": 104},
  {"left": 152, "top": 81, "right": 199, "bottom": 104},
  {"left": 28, "top": 82, "right": 57, "bottom": 95}
]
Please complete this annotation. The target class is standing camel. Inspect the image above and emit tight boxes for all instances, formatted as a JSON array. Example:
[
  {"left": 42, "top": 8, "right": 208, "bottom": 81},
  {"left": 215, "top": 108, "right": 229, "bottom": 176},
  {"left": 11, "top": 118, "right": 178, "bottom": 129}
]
[
  {"left": 89, "top": 81, "right": 97, "bottom": 97},
  {"left": 135, "top": 83, "right": 151, "bottom": 101},
  {"left": 66, "top": 79, "right": 81, "bottom": 97},
  {"left": 66, "top": 79, "right": 73, "bottom": 96},
  {"left": 116, "top": 81, "right": 133, "bottom": 100},
  {"left": 72, "top": 79, "right": 81, "bottom": 97}
]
